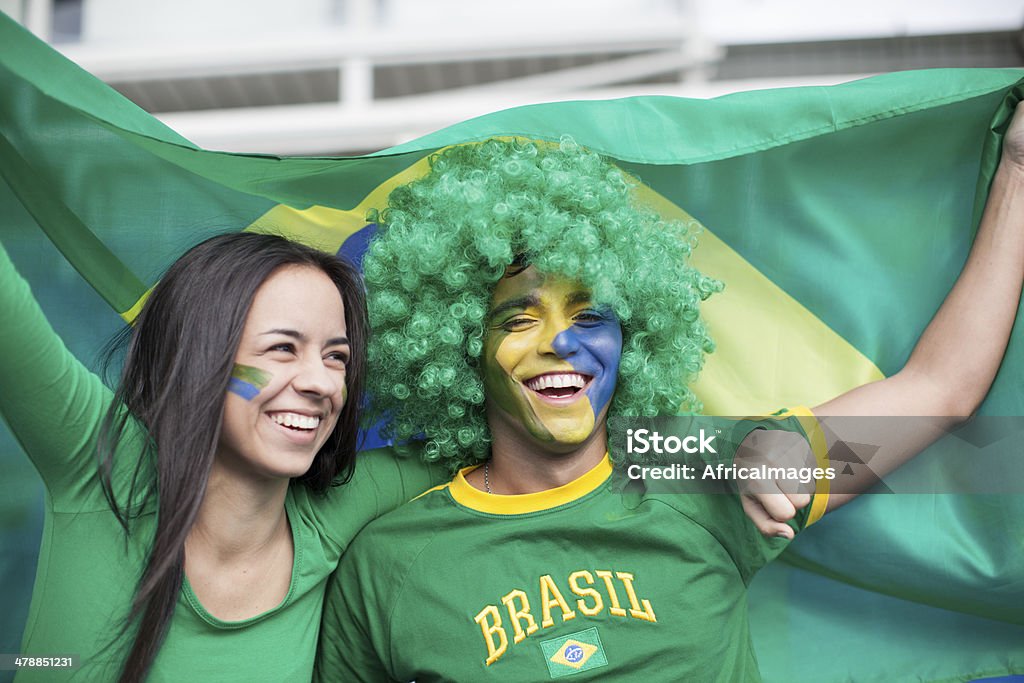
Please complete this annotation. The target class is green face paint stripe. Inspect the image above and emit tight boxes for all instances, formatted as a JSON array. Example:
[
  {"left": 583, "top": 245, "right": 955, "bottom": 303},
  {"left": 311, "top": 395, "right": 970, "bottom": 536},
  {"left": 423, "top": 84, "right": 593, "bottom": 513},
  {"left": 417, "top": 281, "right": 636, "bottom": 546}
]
[
  {"left": 228, "top": 364, "right": 272, "bottom": 401},
  {"left": 231, "top": 364, "right": 271, "bottom": 388}
]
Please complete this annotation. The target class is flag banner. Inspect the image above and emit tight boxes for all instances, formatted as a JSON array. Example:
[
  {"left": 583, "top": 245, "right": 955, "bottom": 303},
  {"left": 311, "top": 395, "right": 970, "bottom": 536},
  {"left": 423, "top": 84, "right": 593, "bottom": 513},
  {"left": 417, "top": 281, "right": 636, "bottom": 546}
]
[{"left": 1, "top": 11, "right": 1022, "bottom": 682}]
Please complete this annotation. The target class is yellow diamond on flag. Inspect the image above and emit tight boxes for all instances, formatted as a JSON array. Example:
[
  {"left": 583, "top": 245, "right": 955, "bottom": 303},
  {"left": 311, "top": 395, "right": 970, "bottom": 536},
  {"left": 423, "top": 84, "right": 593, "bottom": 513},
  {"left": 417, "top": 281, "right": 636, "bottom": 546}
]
[{"left": 549, "top": 639, "right": 598, "bottom": 670}]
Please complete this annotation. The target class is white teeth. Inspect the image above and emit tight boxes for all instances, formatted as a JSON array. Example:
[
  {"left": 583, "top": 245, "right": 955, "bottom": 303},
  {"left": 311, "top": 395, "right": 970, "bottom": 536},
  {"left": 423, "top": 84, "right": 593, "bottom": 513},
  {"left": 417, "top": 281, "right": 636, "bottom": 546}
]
[
  {"left": 524, "top": 373, "right": 588, "bottom": 391},
  {"left": 270, "top": 412, "right": 321, "bottom": 430}
]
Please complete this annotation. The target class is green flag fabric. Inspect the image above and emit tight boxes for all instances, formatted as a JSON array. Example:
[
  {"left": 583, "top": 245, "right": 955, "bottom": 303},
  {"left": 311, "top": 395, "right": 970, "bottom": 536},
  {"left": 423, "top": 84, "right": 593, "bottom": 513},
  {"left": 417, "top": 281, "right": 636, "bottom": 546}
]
[{"left": 1, "top": 12, "right": 1023, "bottom": 682}]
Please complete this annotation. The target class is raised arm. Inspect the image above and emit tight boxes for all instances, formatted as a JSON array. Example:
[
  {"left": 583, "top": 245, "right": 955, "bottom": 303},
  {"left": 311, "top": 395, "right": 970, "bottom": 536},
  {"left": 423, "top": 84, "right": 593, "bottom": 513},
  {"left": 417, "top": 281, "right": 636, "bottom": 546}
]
[
  {"left": 0, "top": 241, "right": 118, "bottom": 503},
  {"left": 743, "top": 103, "right": 1024, "bottom": 536}
]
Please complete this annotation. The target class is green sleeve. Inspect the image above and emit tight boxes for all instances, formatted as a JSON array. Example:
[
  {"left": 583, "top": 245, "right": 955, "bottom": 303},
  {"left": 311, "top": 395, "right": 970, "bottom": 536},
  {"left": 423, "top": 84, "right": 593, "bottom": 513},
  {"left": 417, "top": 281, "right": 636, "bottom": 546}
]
[
  {"left": 308, "top": 445, "right": 448, "bottom": 551},
  {"left": 722, "top": 414, "right": 817, "bottom": 582},
  {"left": 656, "top": 414, "right": 818, "bottom": 584},
  {"left": 315, "top": 529, "right": 401, "bottom": 683},
  {"left": 354, "top": 444, "right": 450, "bottom": 514},
  {"left": 0, "top": 241, "right": 119, "bottom": 509}
]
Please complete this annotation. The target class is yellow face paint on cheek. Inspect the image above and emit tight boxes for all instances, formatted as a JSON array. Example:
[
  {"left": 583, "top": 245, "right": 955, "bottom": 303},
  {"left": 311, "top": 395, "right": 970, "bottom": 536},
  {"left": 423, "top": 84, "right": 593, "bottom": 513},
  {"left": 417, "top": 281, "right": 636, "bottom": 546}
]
[{"left": 483, "top": 328, "right": 547, "bottom": 435}]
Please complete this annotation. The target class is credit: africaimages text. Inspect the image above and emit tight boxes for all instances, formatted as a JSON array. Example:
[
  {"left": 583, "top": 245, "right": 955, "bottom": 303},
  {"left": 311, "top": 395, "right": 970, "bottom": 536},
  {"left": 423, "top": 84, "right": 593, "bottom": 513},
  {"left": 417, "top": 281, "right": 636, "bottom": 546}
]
[{"left": 623, "top": 428, "right": 836, "bottom": 485}]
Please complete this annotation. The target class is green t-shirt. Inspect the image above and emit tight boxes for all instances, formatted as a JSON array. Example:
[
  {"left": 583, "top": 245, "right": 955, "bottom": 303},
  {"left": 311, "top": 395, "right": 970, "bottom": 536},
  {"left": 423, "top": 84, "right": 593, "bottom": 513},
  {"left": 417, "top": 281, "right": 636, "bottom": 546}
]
[
  {"left": 0, "top": 244, "right": 443, "bottom": 682},
  {"left": 316, "top": 416, "right": 818, "bottom": 682}
]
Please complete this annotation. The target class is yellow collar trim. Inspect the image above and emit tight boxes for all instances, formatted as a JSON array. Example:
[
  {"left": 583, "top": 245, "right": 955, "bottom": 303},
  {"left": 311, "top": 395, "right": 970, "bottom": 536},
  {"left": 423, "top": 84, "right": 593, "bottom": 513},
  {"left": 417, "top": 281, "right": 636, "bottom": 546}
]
[{"left": 448, "top": 454, "right": 613, "bottom": 515}]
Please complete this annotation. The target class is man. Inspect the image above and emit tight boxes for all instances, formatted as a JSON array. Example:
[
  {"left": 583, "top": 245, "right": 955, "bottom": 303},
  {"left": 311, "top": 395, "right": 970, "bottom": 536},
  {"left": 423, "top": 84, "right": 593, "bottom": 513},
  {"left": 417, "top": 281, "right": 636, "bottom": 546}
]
[{"left": 317, "top": 110, "right": 1024, "bottom": 680}]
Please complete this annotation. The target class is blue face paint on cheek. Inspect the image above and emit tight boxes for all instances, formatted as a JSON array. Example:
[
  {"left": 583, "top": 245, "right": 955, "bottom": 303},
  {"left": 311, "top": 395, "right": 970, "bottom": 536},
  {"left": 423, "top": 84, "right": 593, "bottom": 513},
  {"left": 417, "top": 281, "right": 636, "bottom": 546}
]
[
  {"left": 228, "top": 364, "right": 272, "bottom": 401},
  {"left": 552, "top": 317, "right": 623, "bottom": 418}
]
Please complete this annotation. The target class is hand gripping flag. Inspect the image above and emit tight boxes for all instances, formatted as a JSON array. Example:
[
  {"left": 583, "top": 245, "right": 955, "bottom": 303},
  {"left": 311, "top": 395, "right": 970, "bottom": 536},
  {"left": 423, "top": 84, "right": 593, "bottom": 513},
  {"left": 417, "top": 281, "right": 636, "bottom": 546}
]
[{"left": 1, "top": 12, "right": 1022, "bottom": 682}]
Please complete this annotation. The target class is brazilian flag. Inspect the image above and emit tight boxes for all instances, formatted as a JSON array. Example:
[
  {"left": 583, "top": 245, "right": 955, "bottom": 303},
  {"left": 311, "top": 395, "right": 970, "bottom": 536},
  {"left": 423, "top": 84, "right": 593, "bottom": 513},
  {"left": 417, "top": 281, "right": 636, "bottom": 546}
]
[{"left": 1, "top": 11, "right": 1022, "bottom": 682}]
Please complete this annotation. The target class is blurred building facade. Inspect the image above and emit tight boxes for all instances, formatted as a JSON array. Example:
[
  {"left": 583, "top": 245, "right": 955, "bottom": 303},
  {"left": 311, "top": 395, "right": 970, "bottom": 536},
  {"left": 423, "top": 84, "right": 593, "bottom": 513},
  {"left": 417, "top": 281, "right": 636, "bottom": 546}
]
[{"left": 3, "top": 0, "right": 1023, "bottom": 152}]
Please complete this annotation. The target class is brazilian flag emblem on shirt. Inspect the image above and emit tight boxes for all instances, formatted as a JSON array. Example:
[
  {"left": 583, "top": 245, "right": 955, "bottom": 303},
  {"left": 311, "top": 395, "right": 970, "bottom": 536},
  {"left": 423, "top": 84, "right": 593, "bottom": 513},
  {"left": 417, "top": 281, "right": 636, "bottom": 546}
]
[{"left": 540, "top": 628, "right": 608, "bottom": 678}]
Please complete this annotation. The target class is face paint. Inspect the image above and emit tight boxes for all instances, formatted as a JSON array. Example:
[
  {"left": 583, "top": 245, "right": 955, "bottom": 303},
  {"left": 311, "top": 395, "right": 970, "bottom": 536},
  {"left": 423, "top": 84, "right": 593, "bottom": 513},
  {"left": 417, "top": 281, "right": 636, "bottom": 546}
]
[
  {"left": 551, "top": 313, "right": 621, "bottom": 417},
  {"left": 482, "top": 267, "right": 622, "bottom": 450},
  {"left": 228, "top": 363, "right": 272, "bottom": 401}
]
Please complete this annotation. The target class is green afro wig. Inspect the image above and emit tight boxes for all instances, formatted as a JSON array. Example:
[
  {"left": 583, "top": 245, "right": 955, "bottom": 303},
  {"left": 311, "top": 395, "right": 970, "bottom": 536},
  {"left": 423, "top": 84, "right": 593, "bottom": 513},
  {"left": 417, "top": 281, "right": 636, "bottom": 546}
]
[{"left": 363, "top": 136, "right": 722, "bottom": 469}]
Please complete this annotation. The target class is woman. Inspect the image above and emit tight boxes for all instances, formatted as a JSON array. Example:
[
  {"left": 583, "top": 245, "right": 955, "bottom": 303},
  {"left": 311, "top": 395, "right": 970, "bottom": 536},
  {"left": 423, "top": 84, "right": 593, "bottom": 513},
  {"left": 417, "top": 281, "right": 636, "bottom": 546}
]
[{"left": 0, "top": 233, "right": 438, "bottom": 682}]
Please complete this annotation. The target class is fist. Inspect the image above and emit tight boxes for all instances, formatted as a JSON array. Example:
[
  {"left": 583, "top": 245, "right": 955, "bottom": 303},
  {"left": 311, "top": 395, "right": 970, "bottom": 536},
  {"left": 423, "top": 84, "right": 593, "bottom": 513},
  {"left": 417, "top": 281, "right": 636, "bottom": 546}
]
[{"left": 736, "top": 429, "right": 815, "bottom": 540}]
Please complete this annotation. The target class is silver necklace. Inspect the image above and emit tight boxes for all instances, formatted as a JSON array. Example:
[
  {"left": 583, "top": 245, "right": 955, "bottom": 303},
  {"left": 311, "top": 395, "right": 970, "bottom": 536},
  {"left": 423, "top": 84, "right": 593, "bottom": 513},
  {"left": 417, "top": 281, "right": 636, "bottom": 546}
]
[{"left": 484, "top": 461, "right": 492, "bottom": 494}]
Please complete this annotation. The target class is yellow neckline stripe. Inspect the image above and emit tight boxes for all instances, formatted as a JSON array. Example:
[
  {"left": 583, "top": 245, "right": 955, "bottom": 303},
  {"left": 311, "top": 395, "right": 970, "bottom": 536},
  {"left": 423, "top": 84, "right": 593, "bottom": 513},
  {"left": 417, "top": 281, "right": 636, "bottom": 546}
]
[{"left": 448, "top": 455, "right": 613, "bottom": 515}]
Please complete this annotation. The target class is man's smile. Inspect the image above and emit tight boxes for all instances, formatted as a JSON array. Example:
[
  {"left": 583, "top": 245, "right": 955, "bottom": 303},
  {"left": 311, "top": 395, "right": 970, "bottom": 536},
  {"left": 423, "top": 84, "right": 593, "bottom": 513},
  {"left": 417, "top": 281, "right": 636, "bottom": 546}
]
[{"left": 523, "top": 372, "right": 593, "bottom": 402}]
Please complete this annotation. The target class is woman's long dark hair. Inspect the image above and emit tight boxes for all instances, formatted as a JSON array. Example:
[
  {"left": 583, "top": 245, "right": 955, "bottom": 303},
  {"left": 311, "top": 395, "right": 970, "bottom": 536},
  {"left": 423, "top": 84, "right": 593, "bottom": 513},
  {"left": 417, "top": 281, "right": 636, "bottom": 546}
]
[{"left": 97, "top": 233, "right": 368, "bottom": 683}]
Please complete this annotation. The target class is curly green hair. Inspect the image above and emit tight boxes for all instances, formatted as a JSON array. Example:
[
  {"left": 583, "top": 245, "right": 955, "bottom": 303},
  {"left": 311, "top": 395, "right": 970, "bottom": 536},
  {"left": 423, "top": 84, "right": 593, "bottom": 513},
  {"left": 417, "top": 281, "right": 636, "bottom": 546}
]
[{"left": 363, "top": 136, "right": 722, "bottom": 469}]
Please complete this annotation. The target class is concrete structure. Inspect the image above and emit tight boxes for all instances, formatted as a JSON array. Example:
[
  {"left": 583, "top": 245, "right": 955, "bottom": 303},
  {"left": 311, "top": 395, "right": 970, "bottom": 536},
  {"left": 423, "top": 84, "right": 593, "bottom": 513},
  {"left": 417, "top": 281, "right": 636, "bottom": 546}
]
[{"left": 5, "top": 0, "right": 1022, "bottom": 155}]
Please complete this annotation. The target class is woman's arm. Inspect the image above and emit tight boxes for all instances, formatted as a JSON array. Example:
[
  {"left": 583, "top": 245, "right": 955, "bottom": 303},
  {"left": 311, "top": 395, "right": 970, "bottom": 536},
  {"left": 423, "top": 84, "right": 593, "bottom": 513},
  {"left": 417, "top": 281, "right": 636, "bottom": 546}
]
[
  {"left": 306, "top": 444, "right": 450, "bottom": 555},
  {"left": 0, "top": 240, "right": 119, "bottom": 503},
  {"left": 743, "top": 103, "right": 1024, "bottom": 536}
]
